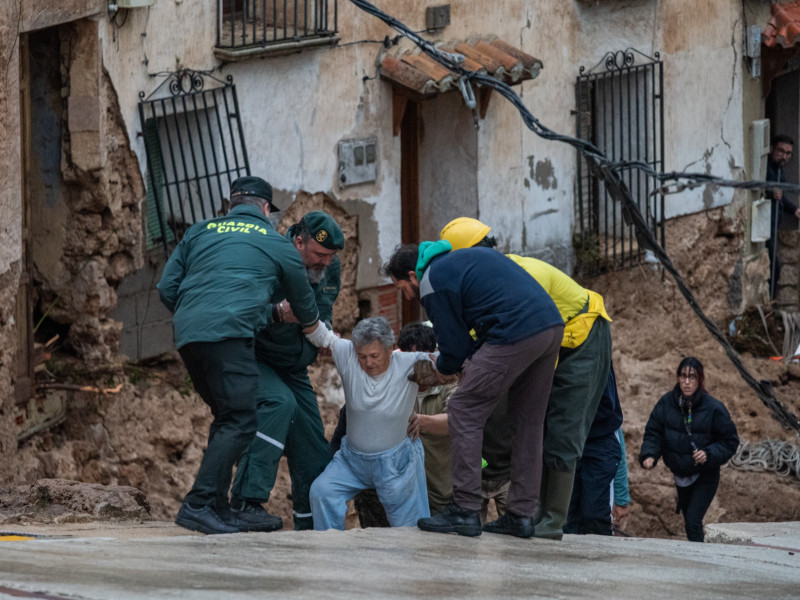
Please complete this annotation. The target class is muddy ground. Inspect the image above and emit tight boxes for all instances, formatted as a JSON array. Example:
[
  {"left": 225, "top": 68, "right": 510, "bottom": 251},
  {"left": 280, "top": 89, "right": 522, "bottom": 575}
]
[{"left": 2, "top": 208, "right": 800, "bottom": 539}]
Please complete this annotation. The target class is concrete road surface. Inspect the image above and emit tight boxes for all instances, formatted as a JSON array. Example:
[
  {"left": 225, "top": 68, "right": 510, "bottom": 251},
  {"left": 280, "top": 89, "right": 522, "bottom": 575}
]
[{"left": 0, "top": 521, "right": 798, "bottom": 599}]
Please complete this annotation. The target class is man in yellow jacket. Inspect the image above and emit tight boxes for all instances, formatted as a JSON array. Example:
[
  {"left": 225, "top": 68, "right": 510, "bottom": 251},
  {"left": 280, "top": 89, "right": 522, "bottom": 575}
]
[{"left": 440, "top": 217, "right": 612, "bottom": 540}]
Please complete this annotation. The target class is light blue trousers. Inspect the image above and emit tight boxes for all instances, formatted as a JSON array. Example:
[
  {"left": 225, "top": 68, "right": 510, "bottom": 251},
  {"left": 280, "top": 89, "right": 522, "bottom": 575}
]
[{"left": 310, "top": 436, "right": 430, "bottom": 530}]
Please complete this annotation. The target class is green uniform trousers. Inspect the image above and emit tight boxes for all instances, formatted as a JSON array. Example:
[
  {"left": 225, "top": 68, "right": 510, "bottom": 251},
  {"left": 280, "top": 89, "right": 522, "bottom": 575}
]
[
  {"left": 543, "top": 318, "right": 612, "bottom": 473},
  {"left": 231, "top": 361, "right": 331, "bottom": 529}
]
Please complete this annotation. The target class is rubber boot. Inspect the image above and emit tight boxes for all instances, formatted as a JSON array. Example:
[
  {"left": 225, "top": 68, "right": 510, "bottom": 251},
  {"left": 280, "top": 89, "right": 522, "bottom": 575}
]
[{"left": 533, "top": 468, "right": 575, "bottom": 540}]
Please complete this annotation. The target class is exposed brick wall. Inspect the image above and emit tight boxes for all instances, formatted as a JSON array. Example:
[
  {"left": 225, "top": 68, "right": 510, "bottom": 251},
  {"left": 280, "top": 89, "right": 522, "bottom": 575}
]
[{"left": 359, "top": 284, "right": 402, "bottom": 335}]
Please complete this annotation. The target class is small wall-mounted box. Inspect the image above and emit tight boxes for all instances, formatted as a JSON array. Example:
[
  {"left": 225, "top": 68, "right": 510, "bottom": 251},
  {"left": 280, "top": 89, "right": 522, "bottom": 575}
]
[
  {"left": 425, "top": 4, "right": 450, "bottom": 31},
  {"left": 117, "top": 0, "right": 157, "bottom": 8},
  {"left": 338, "top": 137, "right": 378, "bottom": 187}
]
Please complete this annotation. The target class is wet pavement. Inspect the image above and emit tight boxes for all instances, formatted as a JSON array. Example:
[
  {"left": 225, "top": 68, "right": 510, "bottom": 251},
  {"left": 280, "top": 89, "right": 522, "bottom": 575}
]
[{"left": 0, "top": 522, "right": 798, "bottom": 599}]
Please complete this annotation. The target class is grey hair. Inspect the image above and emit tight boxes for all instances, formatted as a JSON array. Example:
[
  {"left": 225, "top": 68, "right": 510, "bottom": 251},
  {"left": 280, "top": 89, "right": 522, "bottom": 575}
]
[{"left": 351, "top": 317, "right": 395, "bottom": 350}]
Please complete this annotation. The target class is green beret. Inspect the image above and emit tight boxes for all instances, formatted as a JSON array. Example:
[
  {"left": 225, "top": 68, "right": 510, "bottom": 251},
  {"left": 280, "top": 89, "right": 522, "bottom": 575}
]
[
  {"left": 300, "top": 211, "right": 345, "bottom": 250},
  {"left": 230, "top": 176, "right": 279, "bottom": 211}
]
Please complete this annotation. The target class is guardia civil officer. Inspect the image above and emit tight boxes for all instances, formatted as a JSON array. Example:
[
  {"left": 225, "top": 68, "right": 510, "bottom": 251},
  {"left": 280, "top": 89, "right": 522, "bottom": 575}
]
[
  {"left": 158, "top": 176, "right": 322, "bottom": 535},
  {"left": 230, "top": 211, "right": 345, "bottom": 531}
]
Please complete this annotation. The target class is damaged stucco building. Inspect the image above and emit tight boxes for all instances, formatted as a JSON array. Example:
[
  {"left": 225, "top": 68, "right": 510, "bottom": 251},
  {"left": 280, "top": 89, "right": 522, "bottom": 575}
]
[{"left": 1, "top": 1, "right": 798, "bottom": 456}]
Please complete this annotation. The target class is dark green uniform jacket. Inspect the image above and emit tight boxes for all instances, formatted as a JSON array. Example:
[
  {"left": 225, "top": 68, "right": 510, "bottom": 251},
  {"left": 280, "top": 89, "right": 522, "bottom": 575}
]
[
  {"left": 255, "top": 228, "right": 341, "bottom": 372},
  {"left": 158, "top": 205, "right": 319, "bottom": 348}
]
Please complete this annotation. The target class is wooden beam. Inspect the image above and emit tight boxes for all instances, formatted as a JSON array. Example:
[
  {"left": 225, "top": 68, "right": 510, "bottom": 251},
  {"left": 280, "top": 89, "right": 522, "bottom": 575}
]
[
  {"left": 392, "top": 92, "right": 409, "bottom": 137},
  {"left": 478, "top": 87, "right": 492, "bottom": 120}
]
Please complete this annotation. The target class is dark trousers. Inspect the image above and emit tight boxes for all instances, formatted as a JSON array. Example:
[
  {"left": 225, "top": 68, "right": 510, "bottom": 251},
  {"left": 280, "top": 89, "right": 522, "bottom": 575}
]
[
  {"left": 564, "top": 431, "right": 620, "bottom": 535},
  {"left": 179, "top": 338, "right": 258, "bottom": 509},
  {"left": 675, "top": 470, "right": 720, "bottom": 543},
  {"left": 448, "top": 325, "right": 563, "bottom": 516}
]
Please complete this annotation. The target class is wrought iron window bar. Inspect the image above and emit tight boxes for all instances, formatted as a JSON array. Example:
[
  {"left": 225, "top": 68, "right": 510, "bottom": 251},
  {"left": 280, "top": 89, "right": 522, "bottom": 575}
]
[
  {"left": 138, "top": 69, "right": 251, "bottom": 252},
  {"left": 216, "top": 0, "right": 338, "bottom": 50},
  {"left": 574, "top": 48, "right": 665, "bottom": 276}
]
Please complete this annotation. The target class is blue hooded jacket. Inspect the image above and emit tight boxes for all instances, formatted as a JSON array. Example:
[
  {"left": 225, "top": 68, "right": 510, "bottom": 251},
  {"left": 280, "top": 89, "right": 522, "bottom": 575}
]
[{"left": 417, "top": 245, "right": 562, "bottom": 375}]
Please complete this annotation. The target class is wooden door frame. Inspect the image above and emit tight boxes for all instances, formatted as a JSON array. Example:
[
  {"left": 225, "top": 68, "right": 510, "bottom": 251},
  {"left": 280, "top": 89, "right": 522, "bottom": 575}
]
[
  {"left": 15, "top": 33, "right": 35, "bottom": 406},
  {"left": 400, "top": 97, "right": 421, "bottom": 324}
]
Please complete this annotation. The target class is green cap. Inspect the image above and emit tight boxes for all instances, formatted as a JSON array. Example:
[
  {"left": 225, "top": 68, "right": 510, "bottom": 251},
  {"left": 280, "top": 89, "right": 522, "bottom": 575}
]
[
  {"left": 230, "top": 176, "right": 279, "bottom": 211},
  {"left": 299, "top": 211, "right": 345, "bottom": 250}
]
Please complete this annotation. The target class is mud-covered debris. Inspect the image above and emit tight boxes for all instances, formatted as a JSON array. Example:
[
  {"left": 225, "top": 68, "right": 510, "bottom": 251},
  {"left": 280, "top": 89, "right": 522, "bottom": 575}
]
[{"left": 0, "top": 479, "right": 150, "bottom": 524}]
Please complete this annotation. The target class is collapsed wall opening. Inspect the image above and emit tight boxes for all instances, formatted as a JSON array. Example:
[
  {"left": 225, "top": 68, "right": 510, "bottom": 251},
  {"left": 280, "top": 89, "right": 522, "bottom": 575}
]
[{"left": 14, "top": 18, "right": 145, "bottom": 446}]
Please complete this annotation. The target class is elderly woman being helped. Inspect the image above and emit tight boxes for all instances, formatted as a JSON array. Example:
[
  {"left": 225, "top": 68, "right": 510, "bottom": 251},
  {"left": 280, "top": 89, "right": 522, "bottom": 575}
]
[{"left": 306, "top": 317, "right": 432, "bottom": 530}]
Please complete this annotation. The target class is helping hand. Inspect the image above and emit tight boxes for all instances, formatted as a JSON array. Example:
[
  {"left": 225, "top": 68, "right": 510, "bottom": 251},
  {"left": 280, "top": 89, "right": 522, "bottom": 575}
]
[
  {"left": 612, "top": 504, "right": 629, "bottom": 524},
  {"left": 407, "top": 413, "right": 420, "bottom": 441},
  {"left": 280, "top": 300, "right": 298, "bottom": 323}
]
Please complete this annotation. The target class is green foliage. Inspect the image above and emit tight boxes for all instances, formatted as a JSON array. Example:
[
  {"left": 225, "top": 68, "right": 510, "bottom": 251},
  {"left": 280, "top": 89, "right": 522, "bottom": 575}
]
[{"left": 572, "top": 232, "right": 600, "bottom": 267}]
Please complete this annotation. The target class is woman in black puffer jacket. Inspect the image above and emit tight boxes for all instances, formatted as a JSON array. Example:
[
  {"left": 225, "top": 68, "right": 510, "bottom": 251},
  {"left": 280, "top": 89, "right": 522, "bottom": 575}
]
[{"left": 639, "top": 357, "right": 739, "bottom": 542}]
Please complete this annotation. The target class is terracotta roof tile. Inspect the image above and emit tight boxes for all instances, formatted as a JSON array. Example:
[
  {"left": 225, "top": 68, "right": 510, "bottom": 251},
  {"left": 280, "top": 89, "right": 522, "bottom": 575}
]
[
  {"left": 763, "top": 1, "right": 800, "bottom": 48},
  {"left": 381, "top": 37, "right": 542, "bottom": 97},
  {"left": 401, "top": 52, "right": 455, "bottom": 92}
]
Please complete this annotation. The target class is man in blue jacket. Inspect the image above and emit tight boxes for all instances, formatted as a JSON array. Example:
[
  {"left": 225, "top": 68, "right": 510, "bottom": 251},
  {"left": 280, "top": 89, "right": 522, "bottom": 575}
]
[
  {"left": 383, "top": 242, "right": 563, "bottom": 537},
  {"left": 158, "top": 176, "right": 322, "bottom": 535}
]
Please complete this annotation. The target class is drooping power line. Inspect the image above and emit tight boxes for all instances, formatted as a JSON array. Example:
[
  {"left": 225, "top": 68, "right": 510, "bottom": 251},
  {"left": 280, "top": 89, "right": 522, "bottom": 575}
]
[{"left": 348, "top": 0, "right": 800, "bottom": 434}]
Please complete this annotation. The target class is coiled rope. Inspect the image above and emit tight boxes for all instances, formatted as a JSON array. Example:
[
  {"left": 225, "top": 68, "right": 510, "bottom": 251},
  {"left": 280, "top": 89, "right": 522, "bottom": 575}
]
[
  {"left": 348, "top": 0, "right": 800, "bottom": 434},
  {"left": 729, "top": 438, "right": 800, "bottom": 481}
]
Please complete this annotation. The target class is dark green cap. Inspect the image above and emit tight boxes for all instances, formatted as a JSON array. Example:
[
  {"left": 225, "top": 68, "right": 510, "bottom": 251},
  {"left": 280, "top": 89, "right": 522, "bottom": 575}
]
[
  {"left": 299, "top": 211, "right": 344, "bottom": 250},
  {"left": 230, "top": 176, "right": 279, "bottom": 211}
]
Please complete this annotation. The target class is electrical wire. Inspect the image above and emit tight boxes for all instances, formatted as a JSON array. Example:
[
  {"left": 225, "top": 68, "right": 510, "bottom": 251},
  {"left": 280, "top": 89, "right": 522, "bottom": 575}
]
[
  {"left": 348, "top": 0, "right": 800, "bottom": 198},
  {"left": 347, "top": 0, "right": 800, "bottom": 435}
]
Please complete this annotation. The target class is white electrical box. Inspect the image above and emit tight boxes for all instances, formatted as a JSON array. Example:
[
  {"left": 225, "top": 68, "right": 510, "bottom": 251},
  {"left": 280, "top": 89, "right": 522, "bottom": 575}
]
[
  {"left": 338, "top": 137, "right": 378, "bottom": 187},
  {"left": 117, "top": 0, "right": 156, "bottom": 8},
  {"left": 745, "top": 25, "right": 761, "bottom": 58},
  {"left": 750, "top": 119, "right": 771, "bottom": 242},
  {"left": 751, "top": 197, "right": 771, "bottom": 242},
  {"left": 751, "top": 119, "right": 770, "bottom": 182}
]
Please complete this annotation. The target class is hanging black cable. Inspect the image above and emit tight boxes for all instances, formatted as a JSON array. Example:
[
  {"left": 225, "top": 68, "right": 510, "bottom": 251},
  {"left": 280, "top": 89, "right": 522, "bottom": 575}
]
[{"left": 348, "top": 0, "right": 800, "bottom": 434}]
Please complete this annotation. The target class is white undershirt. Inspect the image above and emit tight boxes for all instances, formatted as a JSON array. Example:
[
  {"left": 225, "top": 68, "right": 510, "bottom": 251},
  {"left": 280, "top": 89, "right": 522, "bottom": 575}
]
[{"left": 328, "top": 337, "right": 430, "bottom": 454}]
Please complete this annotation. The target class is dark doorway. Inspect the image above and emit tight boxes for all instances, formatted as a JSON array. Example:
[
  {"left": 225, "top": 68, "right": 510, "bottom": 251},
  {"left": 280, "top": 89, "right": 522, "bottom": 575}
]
[
  {"left": 16, "top": 27, "right": 64, "bottom": 405},
  {"left": 766, "top": 70, "right": 799, "bottom": 189},
  {"left": 399, "top": 92, "right": 479, "bottom": 326}
]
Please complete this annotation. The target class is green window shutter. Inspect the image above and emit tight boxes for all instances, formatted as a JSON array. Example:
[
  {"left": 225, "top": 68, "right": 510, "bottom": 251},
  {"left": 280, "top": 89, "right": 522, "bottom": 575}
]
[{"left": 143, "top": 118, "right": 174, "bottom": 250}]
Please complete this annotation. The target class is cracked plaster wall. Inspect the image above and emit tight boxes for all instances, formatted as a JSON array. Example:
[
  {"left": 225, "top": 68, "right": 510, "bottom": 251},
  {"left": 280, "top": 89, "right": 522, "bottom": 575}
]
[
  {"left": 98, "top": 0, "right": 751, "bottom": 283},
  {"left": 573, "top": 0, "right": 745, "bottom": 219},
  {"left": 100, "top": 1, "right": 600, "bottom": 288},
  {"left": 1, "top": 1, "right": 24, "bottom": 462}
]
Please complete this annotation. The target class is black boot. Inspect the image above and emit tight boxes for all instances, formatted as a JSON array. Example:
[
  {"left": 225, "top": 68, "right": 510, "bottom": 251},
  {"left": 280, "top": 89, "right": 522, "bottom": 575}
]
[
  {"left": 483, "top": 511, "right": 534, "bottom": 538},
  {"left": 226, "top": 500, "right": 283, "bottom": 532},
  {"left": 176, "top": 503, "right": 238, "bottom": 535},
  {"left": 417, "top": 502, "right": 481, "bottom": 537}
]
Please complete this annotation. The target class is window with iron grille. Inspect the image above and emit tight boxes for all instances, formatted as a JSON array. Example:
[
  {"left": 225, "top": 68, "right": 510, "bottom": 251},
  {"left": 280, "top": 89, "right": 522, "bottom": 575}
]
[
  {"left": 138, "top": 70, "right": 250, "bottom": 251},
  {"left": 574, "top": 49, "right": 665, "bottom": 276},
  {"left": 216, "top": 0, "right": 339, "bottom": 59}
]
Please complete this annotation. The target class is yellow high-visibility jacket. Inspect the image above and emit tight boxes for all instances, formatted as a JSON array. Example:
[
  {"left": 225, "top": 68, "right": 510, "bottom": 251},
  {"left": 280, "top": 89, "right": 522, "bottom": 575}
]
[{"left": 506, "top": 254, "right": 611, "bottom": 349}]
